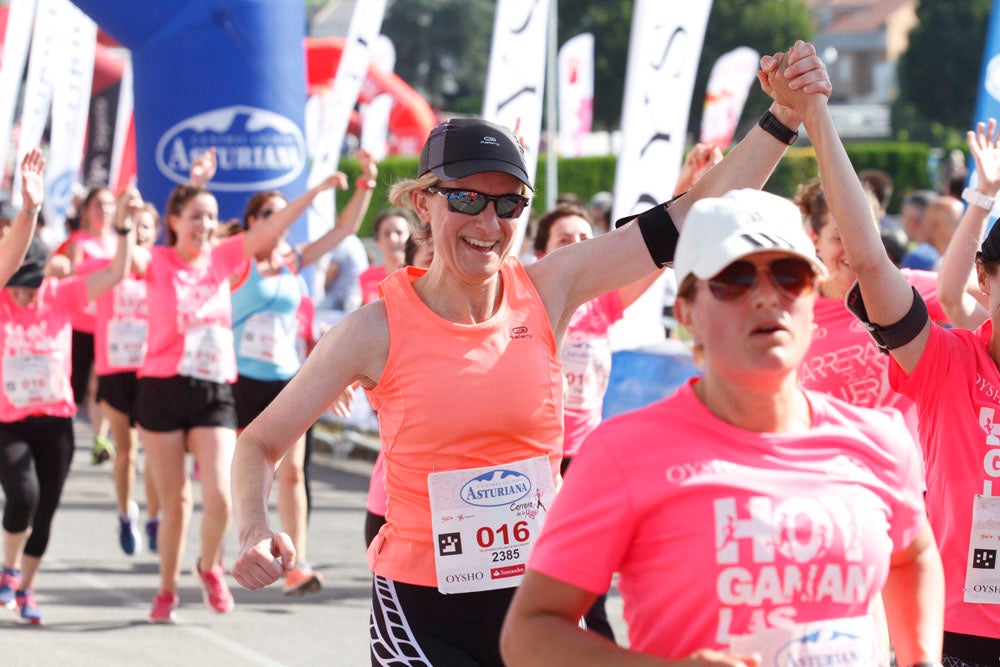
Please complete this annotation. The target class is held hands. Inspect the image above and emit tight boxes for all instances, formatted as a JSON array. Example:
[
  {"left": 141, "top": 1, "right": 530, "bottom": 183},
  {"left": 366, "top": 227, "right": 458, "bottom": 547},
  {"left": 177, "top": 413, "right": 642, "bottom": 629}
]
[
  {"left": 20, "top": 148, "right": 46, "bottom": 212},
  {"left": 231, "top": 531, "right": 296, "bottom": 591},
  {"left": 189, "top": 147, "right": 217, "bottom": 188},
  {"left": 358, "top": 148, "right": 378, "bottom": 184},
  {"left": 114, "top": 188, "right": 144, "bottom": 228},
  {"left": 757, "top": 40, "right": 831, "bottom": 126},
  {"left": 322, "top": 171, "right": 349, "bottom": 191},
  {"left": 969, "top": 119, "right": 1000, "bottom": 198}
]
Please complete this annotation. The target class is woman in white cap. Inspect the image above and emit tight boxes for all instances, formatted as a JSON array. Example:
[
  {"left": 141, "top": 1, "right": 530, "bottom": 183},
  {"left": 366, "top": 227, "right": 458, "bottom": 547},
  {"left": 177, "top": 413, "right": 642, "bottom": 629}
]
[
  {"left": 232, "top": 41, "right": 835, "bottom": 666},
  {"left": 501, "top": 45, "right": 944, "bottom": 667}
]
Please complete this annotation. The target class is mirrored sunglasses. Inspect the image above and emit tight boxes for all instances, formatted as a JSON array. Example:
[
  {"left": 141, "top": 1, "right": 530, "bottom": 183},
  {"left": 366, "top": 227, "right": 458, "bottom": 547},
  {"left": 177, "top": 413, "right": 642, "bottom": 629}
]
[
  {"left": 425, "top": 187, "right": 529, "bottom": 219},
  {"left": 707, "top": 257, "right": 817, "bottom": 301}
]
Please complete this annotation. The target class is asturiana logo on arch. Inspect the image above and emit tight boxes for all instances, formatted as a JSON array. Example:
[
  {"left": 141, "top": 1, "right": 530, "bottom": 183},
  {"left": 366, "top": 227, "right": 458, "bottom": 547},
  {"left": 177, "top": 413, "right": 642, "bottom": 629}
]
[
  {"left": 461, "top": 470, "right": 532, "bottom": 507},
  {"left": 156, "top": 105, "right": 306, "bottom": 192}
]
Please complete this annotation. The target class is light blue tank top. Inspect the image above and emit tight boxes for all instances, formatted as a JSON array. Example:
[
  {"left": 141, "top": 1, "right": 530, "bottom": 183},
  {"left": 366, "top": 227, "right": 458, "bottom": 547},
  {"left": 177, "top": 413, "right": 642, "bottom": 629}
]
[{"left": 231, "top": 260, "right": 303, "bottom": 381}]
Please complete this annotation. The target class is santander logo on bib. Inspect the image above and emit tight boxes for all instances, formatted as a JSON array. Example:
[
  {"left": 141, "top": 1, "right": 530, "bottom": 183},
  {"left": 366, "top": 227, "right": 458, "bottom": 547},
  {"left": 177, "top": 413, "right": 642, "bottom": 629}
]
[
  {"left": 461, "top": 470, "right": 532, "bottom": 507},
  {"left": 155, "top": 105, "right": 306, "bottom": 192}
]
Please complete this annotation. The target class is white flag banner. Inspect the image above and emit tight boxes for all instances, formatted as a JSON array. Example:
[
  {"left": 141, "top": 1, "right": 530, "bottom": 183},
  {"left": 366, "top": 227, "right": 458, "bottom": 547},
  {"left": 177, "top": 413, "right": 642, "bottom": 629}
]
[
  {"left": 306, "top": 0, "right": 386, "bottom": 296},
  {"left": 13, "top": 0, "right": 61, "bottom": 207},
  {"left": 0, "top": 0, "right": 38, "bottom": 197},
  {"left": 610, "top": 0, "right": 712, "bottom": 350},
  {"left": 361, "top": 93, "right": 393, "bottom": 162},
  {"left": 482, "top": 0, "right": 550, "bottom": 256},
  {"left": 109, "top": 58, "right": 134, "bottom": 192},
  {"left": 45, "top": 4, "right": 97, "bottom": 230},
  {"left": 700, "top": 46, "right": 760, "bottom": 150},
  {"left": 557, "top": 33, "right": 593, "bottom": 158}
]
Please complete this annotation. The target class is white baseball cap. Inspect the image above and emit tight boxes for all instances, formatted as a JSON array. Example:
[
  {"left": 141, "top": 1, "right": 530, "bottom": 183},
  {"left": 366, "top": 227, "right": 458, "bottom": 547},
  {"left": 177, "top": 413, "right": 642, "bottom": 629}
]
[{"left": 674, "top": 189, "right": 828, "bottom": 286}]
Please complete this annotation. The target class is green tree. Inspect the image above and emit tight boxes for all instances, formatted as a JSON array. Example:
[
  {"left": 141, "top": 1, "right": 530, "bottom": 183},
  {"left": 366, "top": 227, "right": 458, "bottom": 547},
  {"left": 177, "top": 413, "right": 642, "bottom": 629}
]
[
  {"left": 382, "top": 0, "right": 495, "bottom": 114},
  {"left": 894, "top": 0, "right": 991, "bottom": 142}
]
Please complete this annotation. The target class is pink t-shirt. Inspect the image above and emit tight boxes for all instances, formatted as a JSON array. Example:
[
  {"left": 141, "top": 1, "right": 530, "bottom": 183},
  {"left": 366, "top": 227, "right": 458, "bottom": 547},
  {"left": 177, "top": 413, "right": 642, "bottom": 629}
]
[
  {"left": 800, "top": 269, "right": 946, "bottom": 434},
  {"left": 528, "top": 380, "right": 925, "bottom": 658},
  {"left": 561, "top": 291, "right": 624, "bottom": 458},
  {"left": 65, "top": 230, "right": 117, "bottom": 333},
  {"left": 889, "top": 320, "right": 1000, "bottom": 639},
  {"left": 138, "top": 235, "right": 245, "bottom": 383},
  {"left": 359, "top": 265, "right": 388, "bottom": 306},
  {"left": 77, "top": 258, "right": 149, "bottom": 376},
  {"left": 0, "top": 277, "right": 87, "bottom": 421}
]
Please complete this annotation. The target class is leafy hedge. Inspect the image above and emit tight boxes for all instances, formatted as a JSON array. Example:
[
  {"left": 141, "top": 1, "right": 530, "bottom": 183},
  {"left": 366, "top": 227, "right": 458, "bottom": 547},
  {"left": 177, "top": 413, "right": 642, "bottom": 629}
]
[{"left": 336, "top": 142, "right": 938, "bottom": 236}]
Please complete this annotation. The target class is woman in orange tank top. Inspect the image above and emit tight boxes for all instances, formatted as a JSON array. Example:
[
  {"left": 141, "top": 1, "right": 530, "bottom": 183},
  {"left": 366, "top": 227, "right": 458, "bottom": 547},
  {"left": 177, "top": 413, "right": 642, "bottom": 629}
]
[{"left": 232, "top": 41, "right": 831, "bottom": 667}]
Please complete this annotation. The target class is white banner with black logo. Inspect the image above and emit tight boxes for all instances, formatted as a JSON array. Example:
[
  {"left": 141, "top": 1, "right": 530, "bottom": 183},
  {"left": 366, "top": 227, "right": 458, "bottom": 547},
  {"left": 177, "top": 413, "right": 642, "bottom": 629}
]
[
  {"left": 0, "top": 0, "right": 38, "bottom": 197},
  {"left": 45, "top": 3, "right": 96, "bottom": 231},
  {"left": 12, "top": 0, "right": 60, "bottom": 208},
  {"left": 307, "top": 0, "right": 386, "bottom": 297},
  {"left": 610, "top": 0, "right": 712, "bottom": 350},
  {"left": 482, "top": 0, "right": 550, "bottom": 256}
]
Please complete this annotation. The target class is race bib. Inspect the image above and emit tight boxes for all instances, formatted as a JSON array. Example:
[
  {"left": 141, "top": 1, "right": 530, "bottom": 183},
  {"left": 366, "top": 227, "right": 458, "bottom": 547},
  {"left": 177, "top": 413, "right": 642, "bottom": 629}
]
[
  {"left": 729, "top": 615, "right": 885, "bottom": 666},
  {"left": 178, "top": 325, "right": 234, "bottom": 383},
  {"left": 3, "top": 354, "right": 63, "bottom": 407},
  {"left": 238, "top": 312, "right": 297, "bottom": 366},
  {"left": 428, "top": 455, "right": 555, "bottom": 594},
  {"left": 107, "top": 318, "right": 147, "bottom": 368},
  {"left": 561, "top": 333, "right": 612, "bottom": 411},
  {"left": 964, "top": 494, "right": 1000, "bottom": 603}
]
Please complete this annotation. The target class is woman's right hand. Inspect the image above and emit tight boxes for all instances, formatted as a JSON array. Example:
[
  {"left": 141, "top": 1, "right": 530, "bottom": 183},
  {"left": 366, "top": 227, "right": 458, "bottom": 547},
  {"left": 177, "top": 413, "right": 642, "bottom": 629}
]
[
  {"left": 969, "top": 118, "right": 1000, "bottom": 198},
  {"left": 231, "top": 531, "right": 296, "bottom": 590}
]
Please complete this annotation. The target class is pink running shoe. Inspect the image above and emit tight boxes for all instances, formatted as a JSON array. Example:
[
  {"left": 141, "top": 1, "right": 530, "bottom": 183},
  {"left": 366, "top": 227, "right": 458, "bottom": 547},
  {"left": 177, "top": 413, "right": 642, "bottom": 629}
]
[
  {"left": 197, "top": 562, "right": 234, "bottom": 613},
  {"left": 15, "top": 589, "right": 41, "bottom": 625},
  {"left": 149, "top": 591, "right": 178, "bottom": 623},
  {"left": 0, "top": 567, "right": 20, "bottom": 608}
]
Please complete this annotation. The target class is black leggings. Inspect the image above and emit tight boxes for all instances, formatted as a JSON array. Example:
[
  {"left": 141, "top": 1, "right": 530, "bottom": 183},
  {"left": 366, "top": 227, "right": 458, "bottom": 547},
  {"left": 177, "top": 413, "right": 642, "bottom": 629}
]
[
  {"left": 0, "top": 417, "right": 75, "bottom": 558},
  {"left": 943, "top": 631, "right": 1000, "bottom": 666},
  {"left": 370, "top": 575, "right": 514, "bottom": 667},
  {"left": 70, "top": 330, "right": 94, "bottom": 405}
]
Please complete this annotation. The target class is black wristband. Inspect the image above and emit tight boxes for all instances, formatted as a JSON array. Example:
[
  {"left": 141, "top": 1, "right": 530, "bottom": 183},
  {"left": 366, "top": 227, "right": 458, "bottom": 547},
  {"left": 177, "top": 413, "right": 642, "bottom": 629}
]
[
  {"left": 845, "top": 283, "right": 929, "bottom": 354},
  {"left": 113, "top": 225, "right": 132, "bottom": 236},
  {"left": 614, "top": 197, "right": 682, "bottom": 268},
  {"left": 758, "top": 109, "right": 799, "bottom": 145}
]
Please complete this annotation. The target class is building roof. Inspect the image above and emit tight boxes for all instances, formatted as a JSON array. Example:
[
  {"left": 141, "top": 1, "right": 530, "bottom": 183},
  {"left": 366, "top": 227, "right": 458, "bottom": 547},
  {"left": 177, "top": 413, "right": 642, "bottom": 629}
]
[{"left": 810, "top": 0, "right": 915, "bottom": 34}]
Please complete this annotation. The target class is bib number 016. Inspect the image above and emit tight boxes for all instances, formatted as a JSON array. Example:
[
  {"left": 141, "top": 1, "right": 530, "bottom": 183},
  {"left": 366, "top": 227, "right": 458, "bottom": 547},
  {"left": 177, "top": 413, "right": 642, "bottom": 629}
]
[{"left": 476, "top": 520, "right": 530, "bottom": 548}]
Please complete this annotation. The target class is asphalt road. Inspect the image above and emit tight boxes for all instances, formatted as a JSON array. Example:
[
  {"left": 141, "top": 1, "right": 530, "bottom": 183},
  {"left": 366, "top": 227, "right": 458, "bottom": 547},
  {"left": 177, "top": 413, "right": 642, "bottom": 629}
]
[{"left": 3, "top": 421, "right": 627, "bottom": 666}]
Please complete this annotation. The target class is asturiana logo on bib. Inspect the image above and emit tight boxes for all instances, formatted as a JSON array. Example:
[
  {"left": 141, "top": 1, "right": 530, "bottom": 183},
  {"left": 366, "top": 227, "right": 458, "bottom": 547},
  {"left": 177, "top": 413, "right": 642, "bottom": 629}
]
[
  {"left": 156, "top": 105, "right": 306, "bottom": 192},
  {"left": 460, "top": 470, "right": 532, "bottom": 507},
  {"left": 773, "top": 629, "right": 861, "bottom": 666}
]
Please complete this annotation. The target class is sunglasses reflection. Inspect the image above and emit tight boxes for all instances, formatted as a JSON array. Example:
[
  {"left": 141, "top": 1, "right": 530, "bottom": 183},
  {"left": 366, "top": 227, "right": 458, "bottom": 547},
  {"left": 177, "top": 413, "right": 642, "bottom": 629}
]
[{"left": 707, "top": 257, "right": 817, "bottom": 301}]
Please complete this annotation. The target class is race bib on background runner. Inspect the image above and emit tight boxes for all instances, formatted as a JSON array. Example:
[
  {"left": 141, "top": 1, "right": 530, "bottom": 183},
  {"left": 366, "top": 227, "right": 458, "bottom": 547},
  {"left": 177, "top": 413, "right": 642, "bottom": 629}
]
[
  {"left": 108, "top": 318, "right": 147, "bottom": 368},
  {"left": 964, "top": 494, "right": 1000, "bottom": 603},
  {"left": 428, "top": 455, "right": 555, "bottom": 594},
  {"left": 178, "top": 325, "right": 234, "bottom": 383},
  {"left": 3, "top": 354, "right": 63, "bottom": 407}
]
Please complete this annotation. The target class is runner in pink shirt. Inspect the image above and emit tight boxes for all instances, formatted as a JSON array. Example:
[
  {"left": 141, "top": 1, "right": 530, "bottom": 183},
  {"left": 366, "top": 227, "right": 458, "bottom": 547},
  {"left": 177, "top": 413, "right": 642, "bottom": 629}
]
[
  {"left": 0, "top": 154, "right": 134, "bottom": 625},
  {"left": 58, "top": 185, "right": 118, "bottom": 465},
  {"left": 83, "top": 191, "right": 163, "bottom": 557},
  {"left": 358, "top": 209, "right": 411, "bottom": 305},
  {"left": 874, "top": 117, "right": 1000, "bottom": 665},
  {"left": 502, "top": 47, "right": 943, "bottom": 667},
  {"left": 758, "top": 49, "right": 982, "bottom": 665},
  {"left": 132, "top": 149, "right": 326, "bottom": 624}
]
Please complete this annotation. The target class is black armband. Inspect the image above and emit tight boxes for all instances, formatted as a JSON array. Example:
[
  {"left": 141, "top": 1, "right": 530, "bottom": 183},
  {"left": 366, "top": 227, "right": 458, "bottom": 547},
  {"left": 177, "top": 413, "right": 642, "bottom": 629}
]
[
  {"left": 614, "top": 194, "right": 684, "bottom": 268},
  {"left": 845, "top": 282, "right": 929, "bottom": 354}
]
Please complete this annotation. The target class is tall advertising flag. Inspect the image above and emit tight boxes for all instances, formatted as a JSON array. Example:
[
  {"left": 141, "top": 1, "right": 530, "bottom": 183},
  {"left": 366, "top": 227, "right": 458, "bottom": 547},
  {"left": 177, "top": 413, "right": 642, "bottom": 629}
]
[
  {"left": 0, "top": 0, "right": 38, "bottom": 196},
  {"left": 699, "top": 46, "right": 760, "bottom": 150},
  {"left": 558, "top": 33, "right": 594, "bottom": 158},
  {"left": 611, "top": 0, "right": 712, "bottom": 350},
  {"left": 970, "top": 1, "right": 1000, "bottom": 222},
  {"left": 482, "top": 0, "right": 551, "bottom": 255}
]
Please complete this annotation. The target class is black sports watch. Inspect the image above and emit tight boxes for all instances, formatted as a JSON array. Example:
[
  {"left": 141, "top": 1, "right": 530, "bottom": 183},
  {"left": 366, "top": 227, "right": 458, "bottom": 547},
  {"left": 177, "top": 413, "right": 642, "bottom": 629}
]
[{"left": 758, "top": 109, "right": 799, "bottom": 145}]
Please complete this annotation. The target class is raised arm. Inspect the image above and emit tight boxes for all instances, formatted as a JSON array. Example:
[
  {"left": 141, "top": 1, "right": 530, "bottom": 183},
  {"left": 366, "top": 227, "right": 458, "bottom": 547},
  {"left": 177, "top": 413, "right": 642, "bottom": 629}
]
[
  {"left": 528, "top": 41, "right": 831, "bottom": 337},
  {"left": 937, "top": 120, "right": 998, "bottom": 330},
  {"left": 0, "top": 149, "right": 45, "bottom": 285},
  {"left": 296, "top": 149, "right": 377, "bottom": 268},
  {"left": 766, "top": 48, "right": 928, "bottom": 373},
  {"left": 85, "top": 193, "right": 136, "bottom": 300}
]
